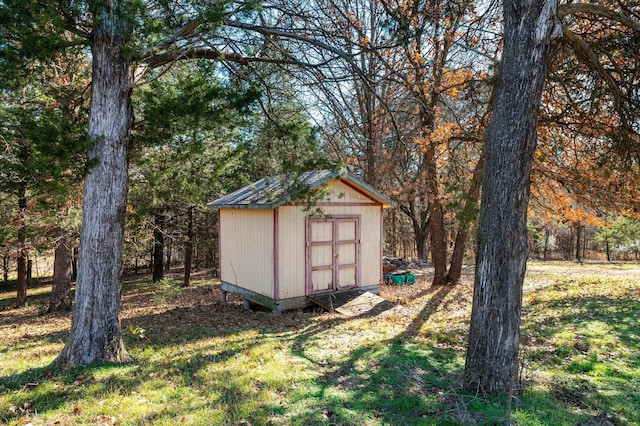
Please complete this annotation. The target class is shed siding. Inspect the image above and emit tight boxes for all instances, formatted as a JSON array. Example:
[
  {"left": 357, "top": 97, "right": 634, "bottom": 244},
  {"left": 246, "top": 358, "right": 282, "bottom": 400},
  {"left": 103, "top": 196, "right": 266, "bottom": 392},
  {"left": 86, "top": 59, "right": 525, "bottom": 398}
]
[
  {"left": 277, "top": 206, "right": 305, "bottom": 299},
  {"left": 323, "top": 180, "right": 373, "bottom": 203},
  {"left": 277, "top": 203, "right": 382, "bottom": 300},
  {"left": 220, "top": 209, "right": 274, "bottom": 297}
]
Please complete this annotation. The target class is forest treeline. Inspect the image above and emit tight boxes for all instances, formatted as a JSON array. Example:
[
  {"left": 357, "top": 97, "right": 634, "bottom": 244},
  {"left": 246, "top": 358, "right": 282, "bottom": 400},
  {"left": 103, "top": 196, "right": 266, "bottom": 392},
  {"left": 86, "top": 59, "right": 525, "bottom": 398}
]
[{"left": 1, "top": 0, "right": 638, "bottom": 392}]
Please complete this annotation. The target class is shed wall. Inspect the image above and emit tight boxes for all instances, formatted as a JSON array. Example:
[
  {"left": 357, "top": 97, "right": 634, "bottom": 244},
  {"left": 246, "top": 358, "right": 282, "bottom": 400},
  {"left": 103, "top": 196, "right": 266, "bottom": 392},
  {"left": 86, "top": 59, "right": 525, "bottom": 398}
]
[
  {"left": 219, "top": 209, "right": 274, "bottom": 297},
  {"left": 277, "top": 193, "right": 382, "bottom": 300},
  {"left": 322, "top": 180, "right": 375, "bottom": 204}
]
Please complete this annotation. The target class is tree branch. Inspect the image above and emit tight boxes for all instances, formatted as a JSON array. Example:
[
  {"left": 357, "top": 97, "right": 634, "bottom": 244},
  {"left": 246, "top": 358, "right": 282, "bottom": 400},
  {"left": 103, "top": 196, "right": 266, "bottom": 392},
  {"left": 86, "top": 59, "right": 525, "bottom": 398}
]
[
  {"left": 558, "top": 3, "right": 640, "bottom": 31},
  {"left": 560, "top": 26, "right": 629, "bottom": 131},
  {"left": 223, "top": 19, "right": 361, "bottom": 66}
]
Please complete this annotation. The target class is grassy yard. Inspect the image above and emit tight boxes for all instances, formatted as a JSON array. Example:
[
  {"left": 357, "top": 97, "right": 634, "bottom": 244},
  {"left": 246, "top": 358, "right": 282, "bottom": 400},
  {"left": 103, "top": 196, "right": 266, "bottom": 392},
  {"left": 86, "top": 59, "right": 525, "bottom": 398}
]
[{"left": 1, "top": 262, "right": 639, "bottom": 425}]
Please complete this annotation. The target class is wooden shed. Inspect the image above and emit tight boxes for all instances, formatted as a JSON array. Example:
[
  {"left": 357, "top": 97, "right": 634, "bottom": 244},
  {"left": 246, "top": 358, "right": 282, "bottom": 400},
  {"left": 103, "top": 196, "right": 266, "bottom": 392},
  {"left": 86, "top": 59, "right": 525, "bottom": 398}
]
[{"left": 207, "top": 169, "right": 395, "bottom": 311}]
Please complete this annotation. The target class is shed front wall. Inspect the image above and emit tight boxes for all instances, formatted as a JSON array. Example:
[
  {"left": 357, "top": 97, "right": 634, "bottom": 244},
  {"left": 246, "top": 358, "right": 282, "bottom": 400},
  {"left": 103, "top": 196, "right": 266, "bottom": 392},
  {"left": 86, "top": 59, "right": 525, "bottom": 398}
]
[
  {"left": 277, "top": 203, "right": 382, "bottom": 300},
  {"left": 219, "top": 209, "right": 274, "bottom": 298}
]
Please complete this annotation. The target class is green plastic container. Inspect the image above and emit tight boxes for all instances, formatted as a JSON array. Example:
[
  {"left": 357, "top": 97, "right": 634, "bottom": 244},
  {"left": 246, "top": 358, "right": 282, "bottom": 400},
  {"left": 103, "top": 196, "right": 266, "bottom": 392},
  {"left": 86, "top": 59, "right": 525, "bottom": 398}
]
[
  {"left": 405, "top": 273, "right": 416, "bottom": 284},
  {"left": 391, "top": 274, "right": 406, "bottom": 285}
]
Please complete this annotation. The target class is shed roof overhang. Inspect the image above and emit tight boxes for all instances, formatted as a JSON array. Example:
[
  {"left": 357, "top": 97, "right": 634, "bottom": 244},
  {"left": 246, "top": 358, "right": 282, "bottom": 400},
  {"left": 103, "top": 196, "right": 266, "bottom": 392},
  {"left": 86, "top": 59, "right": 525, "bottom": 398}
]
[{"left": 207, "top": 169, "right": 396, "bottom": 210}]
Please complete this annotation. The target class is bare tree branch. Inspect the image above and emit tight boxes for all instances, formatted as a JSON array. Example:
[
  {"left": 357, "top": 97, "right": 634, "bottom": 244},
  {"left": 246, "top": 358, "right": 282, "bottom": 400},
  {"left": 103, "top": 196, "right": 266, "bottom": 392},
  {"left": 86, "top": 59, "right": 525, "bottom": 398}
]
[{"left": 558, "top": 3, "right": 640, "bottom": 31}]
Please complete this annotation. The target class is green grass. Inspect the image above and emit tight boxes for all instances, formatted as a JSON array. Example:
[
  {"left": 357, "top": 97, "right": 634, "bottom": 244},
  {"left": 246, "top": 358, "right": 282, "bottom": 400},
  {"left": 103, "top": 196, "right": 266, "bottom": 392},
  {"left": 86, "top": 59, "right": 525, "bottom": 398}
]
[{"left": 1, "top": 263, "right": 639, "bottom": 425}]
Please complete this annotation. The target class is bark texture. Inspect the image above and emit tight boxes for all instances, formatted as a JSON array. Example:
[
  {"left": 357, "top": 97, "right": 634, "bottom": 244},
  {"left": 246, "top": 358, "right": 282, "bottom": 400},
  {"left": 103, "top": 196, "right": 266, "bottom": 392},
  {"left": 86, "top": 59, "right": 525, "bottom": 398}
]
[
  {"left": 49, "top": 231, "right": 73, "bottom": 312},
  {"left": 463, "top": 0, "right": 561, "bottom": 393},
  {"left": 55, "top": 16, "right": 133, "bottom": 365}
]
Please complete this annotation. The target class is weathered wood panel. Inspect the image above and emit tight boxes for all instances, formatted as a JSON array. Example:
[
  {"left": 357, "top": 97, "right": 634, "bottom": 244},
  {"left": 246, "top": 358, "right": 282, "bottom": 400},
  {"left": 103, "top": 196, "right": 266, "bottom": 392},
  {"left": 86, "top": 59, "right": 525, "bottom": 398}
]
[{"left": 220, "top": 209, "right": 274, "bottom": 297}]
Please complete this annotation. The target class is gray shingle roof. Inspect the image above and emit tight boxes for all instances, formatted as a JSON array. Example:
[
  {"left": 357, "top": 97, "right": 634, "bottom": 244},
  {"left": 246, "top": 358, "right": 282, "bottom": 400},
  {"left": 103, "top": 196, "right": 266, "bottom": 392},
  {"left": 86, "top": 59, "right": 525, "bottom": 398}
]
[{"left": 207, "top": 169, "right": 395, "bottom": 209}]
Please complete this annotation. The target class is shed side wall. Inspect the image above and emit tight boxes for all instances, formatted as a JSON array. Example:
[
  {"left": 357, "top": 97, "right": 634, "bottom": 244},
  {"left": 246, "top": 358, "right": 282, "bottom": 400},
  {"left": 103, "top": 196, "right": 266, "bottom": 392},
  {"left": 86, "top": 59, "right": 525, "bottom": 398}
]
[{"left": 220, "top": 209, "right": 274, "bottom": 297}]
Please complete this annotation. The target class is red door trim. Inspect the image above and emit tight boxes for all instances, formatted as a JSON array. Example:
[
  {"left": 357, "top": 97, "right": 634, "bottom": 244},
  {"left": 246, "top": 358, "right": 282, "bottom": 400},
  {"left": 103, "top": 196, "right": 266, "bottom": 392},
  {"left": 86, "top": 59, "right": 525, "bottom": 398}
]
[
  {"left": 306, "top": 215, "right": 361, "bottom": 295},
  {"left": 273, "top": 209, "right": 279, "bottom": 300}
]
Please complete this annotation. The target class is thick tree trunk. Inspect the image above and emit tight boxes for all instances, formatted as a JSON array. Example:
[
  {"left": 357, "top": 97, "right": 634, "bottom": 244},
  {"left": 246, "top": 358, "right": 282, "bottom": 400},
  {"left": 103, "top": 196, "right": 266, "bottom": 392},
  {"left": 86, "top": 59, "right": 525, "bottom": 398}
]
[
  {"left": 464, "top": 0, "right": 561, "bottom": 393},
  {"left": 49, "top": 231, "right": 73, "bottom": 312},
  {"left": 183, "top": 206, "right": 194, "bottom": 287},
  {"left": 429, "top": 197, "right": 448, "bottom": 285},
  {"left": 55, "top": 18, "right": 133, "bottom": 366},
  {"left": 152, "top": 211, "right": 164, "bottom": 282}
]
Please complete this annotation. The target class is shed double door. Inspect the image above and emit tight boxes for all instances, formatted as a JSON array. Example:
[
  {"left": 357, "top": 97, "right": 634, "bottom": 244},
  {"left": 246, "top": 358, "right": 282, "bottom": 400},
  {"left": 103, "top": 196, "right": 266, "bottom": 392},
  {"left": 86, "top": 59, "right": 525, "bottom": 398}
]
[{"left": 306, "top": 216, "right": 361, "bottom": 294}]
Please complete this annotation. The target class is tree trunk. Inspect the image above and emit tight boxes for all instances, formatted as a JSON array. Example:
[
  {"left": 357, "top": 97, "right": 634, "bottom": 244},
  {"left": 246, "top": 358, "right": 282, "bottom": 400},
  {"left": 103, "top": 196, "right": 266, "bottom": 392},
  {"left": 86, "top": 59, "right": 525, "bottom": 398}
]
[
  {"left": 575, "top": 222, "right": 582, "bottom": 262},
  {"left": 71, "top": 246, "right": 78, "bottom": 282},
  {"left": 429, "top": 196, "right": 448, "bottom": 285},
  {"left": 2, "top": 254, "right": 8, "bottom": 283},
  {"left": 464, "top": 0, "right": 561, "bottom": 393},
  {"left": 16, "top": 250, "right": 27, "bottom": 307},
  {"left": 26, "top": 259, "right": 32, "bottom": 285},
  {"left": 183, "top": 206, "right": 194, "bottom": 287},
  {"left": 165, "top": 244, "right": 171, "bottom": 271},
  {"left": 134, "top": 237, "right": 139, "bottom": 274},
  {"left": 55, "top": 17, "right": 133, "bottom": 366},
  {"left": 402, "top": 201, "right": 429, "bottom": 262},
  {"left": 16, "top": 192, "right": 27, "bottom": 307},
  {"left": 543, "top": 227, "right": 549, "bottom": 260},
  {"left": 49, "top": 231, "right": 73, "bottom": 312},
  {"left": 153, "top": 211, "right": 164, "bottom": 282},
  {"left": 446, "top": 155, "right": 484, "bottom": 284}
]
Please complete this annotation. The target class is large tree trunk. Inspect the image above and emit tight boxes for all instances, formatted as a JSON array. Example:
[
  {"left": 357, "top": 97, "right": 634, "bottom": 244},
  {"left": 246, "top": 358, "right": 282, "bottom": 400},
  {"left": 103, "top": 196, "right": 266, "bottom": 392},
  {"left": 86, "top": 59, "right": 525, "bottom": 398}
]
[
  {"left": 463, "top": 0, "right": 561, "bottom": 393},
  {"left": 183, "top": 206, "right": 194, "bottom": 287},
  {"left": 49, "top": 231, "right": 73, "bottom": 312},
  {"left": 55, "top": 17, "right": 133, "bottom": 366}
]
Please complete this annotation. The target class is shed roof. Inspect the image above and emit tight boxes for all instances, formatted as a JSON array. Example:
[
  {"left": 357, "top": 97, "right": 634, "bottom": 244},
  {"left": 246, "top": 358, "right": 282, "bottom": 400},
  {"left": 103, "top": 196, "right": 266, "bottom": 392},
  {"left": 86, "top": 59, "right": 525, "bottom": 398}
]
[{"left": 207, "top": 169, "right": 395, "bottom": 209}]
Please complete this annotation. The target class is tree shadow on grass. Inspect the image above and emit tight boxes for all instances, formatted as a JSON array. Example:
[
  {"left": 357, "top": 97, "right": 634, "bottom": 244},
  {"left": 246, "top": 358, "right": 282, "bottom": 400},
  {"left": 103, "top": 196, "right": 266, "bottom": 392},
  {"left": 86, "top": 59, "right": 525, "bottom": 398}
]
[
  {"left": 279, "top": 284, "right": 470, "bottom": 425},
  {"left": 6, "top": 275, "right": 634, "bottom": 425},
  {"left": 2, "top": 281, "right": 459, "bottom": 424},
  {"left": 520, "top": 291, "right": 640, "bottom": 425}
]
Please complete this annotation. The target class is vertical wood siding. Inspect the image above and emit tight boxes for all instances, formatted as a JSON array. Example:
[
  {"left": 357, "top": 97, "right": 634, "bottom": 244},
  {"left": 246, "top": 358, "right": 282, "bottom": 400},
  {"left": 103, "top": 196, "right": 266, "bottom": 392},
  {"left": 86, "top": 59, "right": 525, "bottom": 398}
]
[
  {"left": 323, "top": 180, "right": 373, "bottom": 203},
  {"left": 219, "top": 209, "right": 274, "bottom": 297},
  {"left": 277, "top": 179, "right": 382, "bottom": 299}
]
